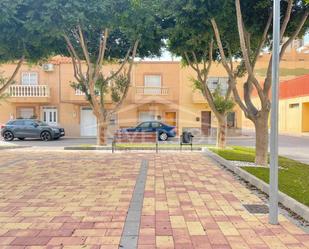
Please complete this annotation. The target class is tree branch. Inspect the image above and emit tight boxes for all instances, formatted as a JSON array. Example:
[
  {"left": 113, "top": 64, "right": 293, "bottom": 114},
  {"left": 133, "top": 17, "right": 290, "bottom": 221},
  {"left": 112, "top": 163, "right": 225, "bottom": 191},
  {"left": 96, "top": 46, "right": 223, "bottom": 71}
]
[
  {"left": 264, "top": 10, "right": 308, "bottom": 95},
  {"left": 235, "top": 0, "right": 265, "bottom": 106},
  {"left": 0, "top": 57, "right": 24, "bottom": 95},
  {"left": 252, "top": 11, "right": 273, "bottom": 68},
  {"left": 280, "top": 0, "right": 293, "bottom": 40},
  {"left": 210, "top": 18, "right": 252, "bottom": 119},
  {"left": 105, "top": 45, "right": 133, "bottom": 83},
  {"left": 184, "top": 52, "right": 198, "bottom": 72},
  {"left": 235, "top": 0, "right": 254, "bottom": 76},
  {"left": 63, "top": 33, "right": 84, "bottom": 80},
  {"left": 94, "top": 28, "right": 109, "bottom": 82},
  {"left": 113, "top": 40, "right": 139, "bottom": 113},
  {"left": 280, "top": 10, "right": 309, "bottom": 60},
  {"left": 77, "top": 25, "right": 91, "bottom": 65}
]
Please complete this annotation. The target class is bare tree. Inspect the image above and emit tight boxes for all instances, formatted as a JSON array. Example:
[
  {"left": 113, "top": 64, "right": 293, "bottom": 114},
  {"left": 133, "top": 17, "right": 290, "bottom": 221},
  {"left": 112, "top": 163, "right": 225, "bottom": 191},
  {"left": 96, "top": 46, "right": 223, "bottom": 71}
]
[
  {"left": 183, "top": 40, "right": 234, "bottom": 148},
  {"left": 64, "top": 26, "right": 139, "bottom": 145}
]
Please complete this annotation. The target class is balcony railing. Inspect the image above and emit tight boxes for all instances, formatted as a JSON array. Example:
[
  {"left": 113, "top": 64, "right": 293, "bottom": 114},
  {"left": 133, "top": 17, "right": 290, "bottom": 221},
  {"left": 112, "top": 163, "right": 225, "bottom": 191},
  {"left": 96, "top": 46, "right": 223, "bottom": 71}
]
[
  {"left": 9, "top": 85, "right": 50, "bottom": 97},
  {"left": 75, "top": 89, "right": 101, "bottom": 96},
  {"left": 75, "top": 89, "right": 85, "bottom": 96},
  {"left": 135, "top": 86, "right": 169, "bottom": 95}
]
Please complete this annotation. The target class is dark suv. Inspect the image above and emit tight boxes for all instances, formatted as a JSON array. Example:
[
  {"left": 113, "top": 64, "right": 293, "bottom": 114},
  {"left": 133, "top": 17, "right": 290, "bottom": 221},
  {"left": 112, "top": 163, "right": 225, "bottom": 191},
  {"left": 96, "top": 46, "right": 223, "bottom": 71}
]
[{"left": 1, "top": 119, "right": 65, "bottom": 141}]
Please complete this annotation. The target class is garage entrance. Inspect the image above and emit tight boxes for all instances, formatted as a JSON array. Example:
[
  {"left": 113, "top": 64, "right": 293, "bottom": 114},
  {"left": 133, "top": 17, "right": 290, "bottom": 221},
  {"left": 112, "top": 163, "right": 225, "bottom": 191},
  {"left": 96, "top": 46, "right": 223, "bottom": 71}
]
[
  {"left": 302, "top": 103, "right": 309, "bottom": 132},
  {"left": 80, "top": 107, "right": 97, "bottom": 137}
]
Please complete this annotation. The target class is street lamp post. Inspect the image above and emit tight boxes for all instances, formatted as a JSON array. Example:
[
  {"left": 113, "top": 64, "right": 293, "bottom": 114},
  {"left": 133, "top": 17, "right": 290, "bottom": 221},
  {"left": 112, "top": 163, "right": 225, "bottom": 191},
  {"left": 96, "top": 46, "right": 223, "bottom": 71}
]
[{"left": 269, "top": 0, "right": 280, "bottom": 225}]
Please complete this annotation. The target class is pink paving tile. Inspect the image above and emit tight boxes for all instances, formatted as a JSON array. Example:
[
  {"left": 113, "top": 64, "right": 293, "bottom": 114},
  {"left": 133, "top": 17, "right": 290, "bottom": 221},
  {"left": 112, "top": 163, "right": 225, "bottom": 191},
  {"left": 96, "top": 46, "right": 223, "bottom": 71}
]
[
  {"left": 10, "top": 237, "right": 51, "bottom": 246},
  {"left": 38, "top": 229, "right": 74, "bottom": 237},
  {"left": 48, "top": 236, "right": 86, "bottom": 245},
  {"left": 0, "top": 237, "right": 16, "bottom": 245}
]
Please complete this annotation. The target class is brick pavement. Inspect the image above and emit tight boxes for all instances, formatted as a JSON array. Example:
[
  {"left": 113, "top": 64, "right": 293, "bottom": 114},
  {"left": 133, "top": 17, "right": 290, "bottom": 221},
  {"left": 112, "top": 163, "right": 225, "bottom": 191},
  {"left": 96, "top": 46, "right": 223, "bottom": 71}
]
[{"left": 0, "top": 150, "right": 308, "bottom": 249}]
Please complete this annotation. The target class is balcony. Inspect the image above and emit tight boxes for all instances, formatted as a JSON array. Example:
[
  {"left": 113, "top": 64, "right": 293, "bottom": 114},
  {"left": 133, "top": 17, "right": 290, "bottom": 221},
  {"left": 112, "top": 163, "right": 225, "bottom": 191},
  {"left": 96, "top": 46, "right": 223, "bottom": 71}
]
[
  {"left": 8, "top": 85, "right": 50, "bottom": 103},
  {"left": 135, "top": 86, "right": 169, "bottom": 95},
  {"left": 133, "top": 86, "right": 176, "bottom": 104},
  {"left": 67, "top": 89, "right": 112, "bottom": 103}
]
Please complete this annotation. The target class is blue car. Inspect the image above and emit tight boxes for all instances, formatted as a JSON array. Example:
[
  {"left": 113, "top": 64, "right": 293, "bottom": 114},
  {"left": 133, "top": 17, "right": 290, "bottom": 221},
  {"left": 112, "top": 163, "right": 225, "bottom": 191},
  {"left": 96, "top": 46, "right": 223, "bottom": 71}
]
[{"left": 123, "top": 121, "right": 176, "bottom": 141}]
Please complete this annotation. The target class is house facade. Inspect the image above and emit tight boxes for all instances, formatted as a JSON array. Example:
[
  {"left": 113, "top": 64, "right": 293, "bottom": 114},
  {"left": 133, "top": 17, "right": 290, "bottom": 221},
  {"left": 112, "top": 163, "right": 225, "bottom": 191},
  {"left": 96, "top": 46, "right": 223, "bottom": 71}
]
[
  {"left": 0, "top": 58, "right": 242, "bottom": 138},
  {"left": 242, "top": 49, "right": 309, "bottom": 135}
]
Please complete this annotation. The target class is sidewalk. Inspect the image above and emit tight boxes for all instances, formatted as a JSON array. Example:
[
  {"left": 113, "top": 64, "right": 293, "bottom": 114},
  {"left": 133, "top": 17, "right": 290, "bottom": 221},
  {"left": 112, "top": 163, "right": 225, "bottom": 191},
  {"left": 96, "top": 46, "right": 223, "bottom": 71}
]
[{"left": 0, "top": 150, "right": 308, "bottom": 249}]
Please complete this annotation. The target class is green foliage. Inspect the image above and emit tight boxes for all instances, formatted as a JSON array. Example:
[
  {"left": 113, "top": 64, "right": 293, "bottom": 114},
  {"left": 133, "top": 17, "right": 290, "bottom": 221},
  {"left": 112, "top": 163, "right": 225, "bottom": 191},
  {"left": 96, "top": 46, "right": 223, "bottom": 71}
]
[
  {"left": 243, "top": 164, "right": 309, "bottom": 207},
  {"left": 191, "top": 78, "right": 204, "bottom": 92},
  {"left": 23, "top": 0, "right": 164, "bottom": 61},
  {"left": 0, "top": 0, "right": 60, "bottom": 63},
  {"left": 110, "top": 73, "right": 130, "bottom": 103},
  {"left": 192, "top": 78, "right": 235, "bottom": 115},
  {"left": 0, "top": 74, "right": 13, "bottom": 100},
  {"left": 210, "top": 146, "right": 256, "bottom": 162},
  {"left": 210, "top": 145, "right": 309, "bottom": 206},
  {"left": 213, "top": 87, "right": 235, "bottom": 114}
]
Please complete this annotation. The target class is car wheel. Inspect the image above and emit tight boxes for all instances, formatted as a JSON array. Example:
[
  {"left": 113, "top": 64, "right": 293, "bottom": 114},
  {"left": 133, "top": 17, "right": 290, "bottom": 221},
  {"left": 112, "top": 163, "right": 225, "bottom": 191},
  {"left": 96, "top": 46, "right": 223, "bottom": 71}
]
[
  {"left": 3, "top": 131, "right": 14, "bottom": 141},
  {"left": 159, "top": 132, "right": 168, "bottom": 141},
  {"left": 41, "top": 131, "right": 51, "bottom": 141},
  {"left": 17, "top": 138, "right": 25, "bottom": 141}
]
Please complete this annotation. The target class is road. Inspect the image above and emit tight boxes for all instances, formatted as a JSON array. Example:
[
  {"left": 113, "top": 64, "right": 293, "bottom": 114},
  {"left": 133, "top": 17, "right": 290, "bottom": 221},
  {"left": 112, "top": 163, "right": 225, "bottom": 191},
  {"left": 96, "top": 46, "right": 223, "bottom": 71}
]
[{"left": 1, "top": 132, "right": 309, "bottom": 164}]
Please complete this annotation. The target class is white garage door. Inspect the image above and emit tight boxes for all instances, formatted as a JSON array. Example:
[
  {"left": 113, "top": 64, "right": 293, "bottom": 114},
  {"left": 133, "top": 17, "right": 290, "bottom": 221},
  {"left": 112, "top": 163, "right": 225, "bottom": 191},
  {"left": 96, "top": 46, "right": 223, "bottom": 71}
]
[
  {"left": 139, "top": 112, "right": 156, "bottom": 122},
  {"left": 80, "top": 107, "right": 97, "bottom": 137}
]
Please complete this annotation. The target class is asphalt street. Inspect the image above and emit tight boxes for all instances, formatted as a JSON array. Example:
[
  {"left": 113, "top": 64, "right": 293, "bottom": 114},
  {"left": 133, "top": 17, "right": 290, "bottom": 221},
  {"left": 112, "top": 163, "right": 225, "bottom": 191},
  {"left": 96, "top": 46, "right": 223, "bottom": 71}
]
[{"left": 1, "top": 132, "right": 308, "bottom": 164}]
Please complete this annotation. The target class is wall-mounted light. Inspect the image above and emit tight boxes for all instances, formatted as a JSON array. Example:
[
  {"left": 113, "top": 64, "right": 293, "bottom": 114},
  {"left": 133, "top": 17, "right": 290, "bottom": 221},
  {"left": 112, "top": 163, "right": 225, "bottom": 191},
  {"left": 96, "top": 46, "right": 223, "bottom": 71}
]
[
  {"left": 196, "top": 117, "right": 200, "bottom": 122},
  {"left": 73, "top": 111, "right": 77, "bottom": 118}
]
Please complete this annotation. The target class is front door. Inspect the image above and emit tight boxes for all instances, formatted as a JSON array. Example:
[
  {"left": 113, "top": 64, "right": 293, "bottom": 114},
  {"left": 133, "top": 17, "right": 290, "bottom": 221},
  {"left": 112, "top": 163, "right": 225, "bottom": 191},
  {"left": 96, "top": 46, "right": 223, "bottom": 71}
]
[
  {"left": 201, "top": 111, "right": 211, "bottom": 136},
  {"left": 43, "top": 107, "right": 58, "bottom": 126},
  {"left": 165, "top": 112, "right": 176, "bottom": 126}
]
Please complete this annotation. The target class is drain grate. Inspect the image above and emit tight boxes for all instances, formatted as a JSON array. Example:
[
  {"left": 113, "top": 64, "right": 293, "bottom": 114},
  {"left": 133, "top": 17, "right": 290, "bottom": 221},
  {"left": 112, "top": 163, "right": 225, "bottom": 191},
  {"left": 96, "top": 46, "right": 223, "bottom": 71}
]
[{"left": 243, "top": 204, "right": 269, "bottom": 214}]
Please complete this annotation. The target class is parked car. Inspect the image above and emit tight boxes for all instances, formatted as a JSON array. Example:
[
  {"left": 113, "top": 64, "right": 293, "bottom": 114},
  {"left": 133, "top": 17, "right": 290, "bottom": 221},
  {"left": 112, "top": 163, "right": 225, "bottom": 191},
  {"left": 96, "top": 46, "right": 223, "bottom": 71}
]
[
  {"left": 0, "top": 119, "right": 65, "bottom": 141},
  {"left": 122, "top": 121, "right": 176, "bottom": 141}
]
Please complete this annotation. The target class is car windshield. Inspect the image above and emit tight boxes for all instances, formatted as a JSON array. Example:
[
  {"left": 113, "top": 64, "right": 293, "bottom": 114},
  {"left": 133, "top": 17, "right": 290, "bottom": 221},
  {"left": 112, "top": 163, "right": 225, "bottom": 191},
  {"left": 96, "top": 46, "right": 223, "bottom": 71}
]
[{"left": 36, "top": 120, "right": 49, "bottom": 126}]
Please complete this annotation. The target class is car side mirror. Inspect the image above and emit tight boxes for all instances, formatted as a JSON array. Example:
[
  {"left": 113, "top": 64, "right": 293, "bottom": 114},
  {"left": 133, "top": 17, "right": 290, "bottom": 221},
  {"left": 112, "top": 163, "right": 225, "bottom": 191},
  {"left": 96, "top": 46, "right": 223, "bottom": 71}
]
[{"left": 33, "top": 123, "right": 39, "bottom": 128}]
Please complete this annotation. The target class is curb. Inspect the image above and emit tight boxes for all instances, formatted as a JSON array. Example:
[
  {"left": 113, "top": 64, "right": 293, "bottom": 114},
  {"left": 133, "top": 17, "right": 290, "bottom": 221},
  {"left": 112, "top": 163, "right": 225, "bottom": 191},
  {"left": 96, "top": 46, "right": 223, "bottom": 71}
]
[
  {"left": 0, "top": 146, "right": 31, "bottom": 150},
  {"left": 64, "top": 146, "right": 202, "bottom": 151},
  {"left": 203, "top": 148, "right": 309, "bottom": 222}
]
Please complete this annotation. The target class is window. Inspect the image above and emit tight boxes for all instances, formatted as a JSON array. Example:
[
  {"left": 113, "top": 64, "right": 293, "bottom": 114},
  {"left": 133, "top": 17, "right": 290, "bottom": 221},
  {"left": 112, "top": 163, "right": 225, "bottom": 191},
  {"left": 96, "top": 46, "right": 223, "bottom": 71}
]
[
  {"left": 138, "top": 122, "right": 151, "bottom": 128},
  {"left": 207, "top": 77, "right": 228, "bottom": 95},
  {"left": 151, "top": 122, "right": 162, "bottom": 128},
  {"left": 144, "top": 75, "right": 162, "bottom": 94},
  {"left": 227, "top": 112, "right": 236, "bottom": 128},
  {"left": 289, "top": 103, "right": 299, "bottom": 108},
  {"left": 19, "top": 108, "right": 34, "bottom": 119},
  {"left": 12, "top": 120, "right": 25, "bottom": 126},
  {"left": 22, "top": 72, "right": 38, "bottom": 85},
  {"left": 24, "top": 120, "right": 36, "bottom": 126}
]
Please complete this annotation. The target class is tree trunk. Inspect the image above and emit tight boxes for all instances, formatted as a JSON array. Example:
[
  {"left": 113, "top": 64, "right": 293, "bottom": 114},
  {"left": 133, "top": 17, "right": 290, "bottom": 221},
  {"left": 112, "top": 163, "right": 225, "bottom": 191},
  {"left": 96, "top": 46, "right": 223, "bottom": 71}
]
[
  {"left": 254, "top": 112, "right": 269, "bottom": 166},
  {"left": 97, "top": 117, "right": 108, "bottom": 146},
  {"left": 216, "top": 116, "right": 227, "bottom": 149}
]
